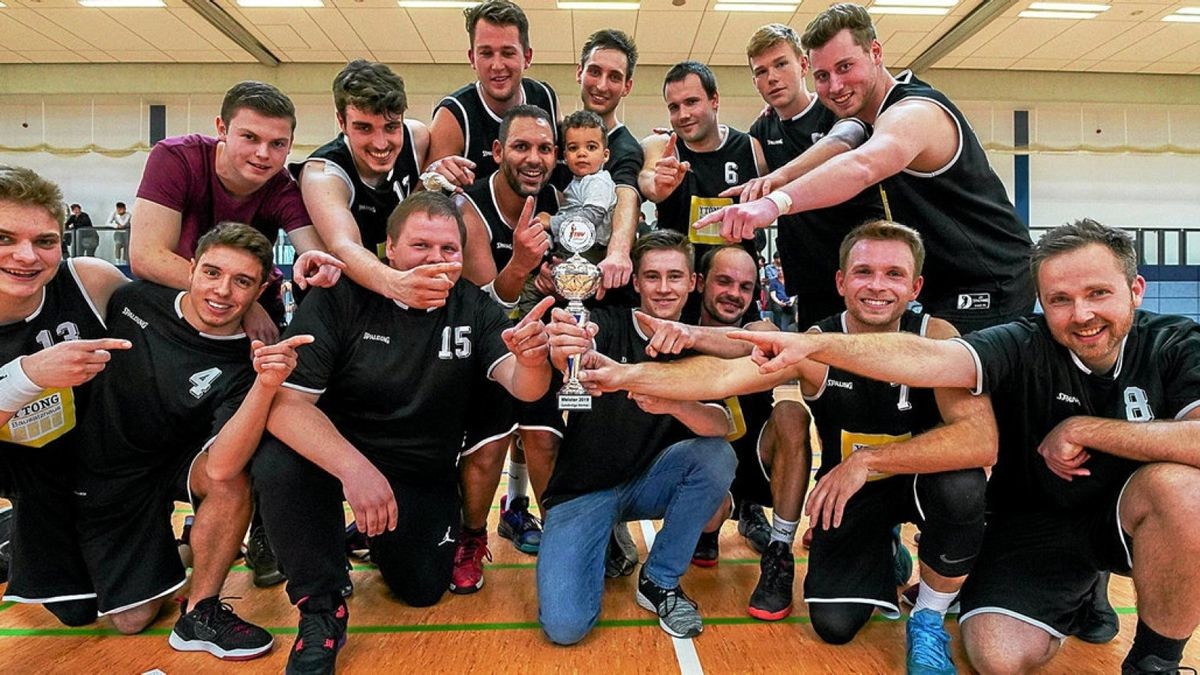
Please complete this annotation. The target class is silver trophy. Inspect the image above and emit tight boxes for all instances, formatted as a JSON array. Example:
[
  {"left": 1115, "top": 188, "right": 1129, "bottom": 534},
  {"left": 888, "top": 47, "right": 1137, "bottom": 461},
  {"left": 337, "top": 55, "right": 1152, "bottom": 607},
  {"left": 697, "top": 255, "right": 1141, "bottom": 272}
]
[{"left": 552, "top": 217, "right": 603, "bottom": 411}]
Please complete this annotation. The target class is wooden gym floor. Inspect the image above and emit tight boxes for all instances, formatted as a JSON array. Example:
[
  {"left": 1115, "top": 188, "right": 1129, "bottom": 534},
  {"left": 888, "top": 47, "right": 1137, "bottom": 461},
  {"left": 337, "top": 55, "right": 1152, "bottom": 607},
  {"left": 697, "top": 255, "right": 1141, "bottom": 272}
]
[{"left": 1, "top": 478, "right": 1197, "bottom": 674}]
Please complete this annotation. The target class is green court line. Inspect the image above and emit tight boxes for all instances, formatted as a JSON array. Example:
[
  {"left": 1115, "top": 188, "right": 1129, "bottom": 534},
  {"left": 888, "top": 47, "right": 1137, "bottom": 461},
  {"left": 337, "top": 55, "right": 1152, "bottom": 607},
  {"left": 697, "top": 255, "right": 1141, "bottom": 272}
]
[
  {"left": 0, "top": 602, "right": 15, "bottom": 615},
  {"left": 0, "top": 607, "right": 1141, "bottom": 638}
]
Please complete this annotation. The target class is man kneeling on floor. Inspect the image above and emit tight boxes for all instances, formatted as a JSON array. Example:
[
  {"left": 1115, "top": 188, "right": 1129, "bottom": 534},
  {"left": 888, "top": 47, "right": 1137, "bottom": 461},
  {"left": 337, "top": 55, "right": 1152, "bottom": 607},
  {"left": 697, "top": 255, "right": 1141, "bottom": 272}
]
[
  {"left": 256, "top": 191, "right": 553, "bottom": 675},
  {"left": 73, "top": 222, "right": 314, "bottom": 660},
  {"left": 539, "top": 230, "right": 736, "bottom": 643}
]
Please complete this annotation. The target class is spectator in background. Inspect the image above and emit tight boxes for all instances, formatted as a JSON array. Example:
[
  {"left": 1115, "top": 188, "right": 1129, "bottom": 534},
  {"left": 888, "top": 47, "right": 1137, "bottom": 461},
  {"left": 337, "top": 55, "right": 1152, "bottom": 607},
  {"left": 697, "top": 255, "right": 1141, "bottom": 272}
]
[
  {"left": 65, "top": 204, "right": 98, "bottom": 257},
  {"left": 768, "top": 267, "right": 795, "bottom": 331},
  {"left": 107, "top": 202, "right": 131, "bottom": 263}
]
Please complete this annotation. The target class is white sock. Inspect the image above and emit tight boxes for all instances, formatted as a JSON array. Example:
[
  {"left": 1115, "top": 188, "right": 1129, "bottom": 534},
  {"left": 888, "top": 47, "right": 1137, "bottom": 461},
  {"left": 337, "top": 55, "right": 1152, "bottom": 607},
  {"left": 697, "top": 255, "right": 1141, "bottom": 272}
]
[
  {"left": 506, "top": 460, "right": 529, "bottom": 503},
  {"left": 769, "top": 514, "right": 799, "bottom": 546},
  {"left": 912, "top": 579, "right": 958, "bottom": 617}
]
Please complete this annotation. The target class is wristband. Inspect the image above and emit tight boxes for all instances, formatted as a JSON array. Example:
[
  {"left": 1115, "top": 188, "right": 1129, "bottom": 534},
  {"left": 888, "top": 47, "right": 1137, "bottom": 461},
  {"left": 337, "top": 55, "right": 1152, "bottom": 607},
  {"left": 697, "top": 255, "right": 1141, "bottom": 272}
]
[
  {"left": 764, "top": 190, "right": 793, "bottom": 217},
  {"left": 0, "top": 357, "right": 45, "bottom": 413}
]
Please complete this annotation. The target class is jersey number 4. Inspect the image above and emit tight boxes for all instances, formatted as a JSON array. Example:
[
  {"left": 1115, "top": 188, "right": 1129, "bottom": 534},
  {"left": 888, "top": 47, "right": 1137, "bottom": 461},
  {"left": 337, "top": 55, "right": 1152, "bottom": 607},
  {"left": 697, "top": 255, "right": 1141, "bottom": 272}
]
[
  {"left": 189, "top": 367, "right": 223, "bottom": 400},
  {"left": 438, "top": 326, "right": 472, "bottom": 359}
]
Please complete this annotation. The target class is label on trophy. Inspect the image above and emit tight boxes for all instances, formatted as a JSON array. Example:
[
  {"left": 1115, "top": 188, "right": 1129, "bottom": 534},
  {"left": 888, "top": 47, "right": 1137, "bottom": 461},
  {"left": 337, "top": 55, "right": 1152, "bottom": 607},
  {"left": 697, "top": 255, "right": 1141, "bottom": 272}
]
[
  {"left": 558, "top": 393, "right": 593, "bottom": 411},
  {"left": 558, "top": 217, "right": 596, "bottom": 255}
]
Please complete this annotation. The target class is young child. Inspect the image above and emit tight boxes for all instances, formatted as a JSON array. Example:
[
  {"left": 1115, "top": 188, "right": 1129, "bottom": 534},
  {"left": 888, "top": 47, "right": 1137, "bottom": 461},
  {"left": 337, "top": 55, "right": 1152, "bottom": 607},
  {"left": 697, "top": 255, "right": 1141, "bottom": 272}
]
[{"left": 520, "top": 110, "right": 617, "bottom": 314}]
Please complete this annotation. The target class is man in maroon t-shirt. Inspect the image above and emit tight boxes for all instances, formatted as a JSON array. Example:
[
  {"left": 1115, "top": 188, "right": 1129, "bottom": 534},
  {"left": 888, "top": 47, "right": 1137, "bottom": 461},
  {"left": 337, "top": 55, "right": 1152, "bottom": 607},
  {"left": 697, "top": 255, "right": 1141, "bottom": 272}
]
[{"left": 132, "top": 81, "right": 325, "bottom": 344}]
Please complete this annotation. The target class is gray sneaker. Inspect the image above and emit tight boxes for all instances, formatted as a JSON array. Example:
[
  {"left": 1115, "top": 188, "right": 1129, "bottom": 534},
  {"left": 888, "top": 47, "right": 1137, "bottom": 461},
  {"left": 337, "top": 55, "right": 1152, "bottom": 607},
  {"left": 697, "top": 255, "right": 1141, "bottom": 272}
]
[{"left": 636, "top": 570, "right": 703, "bottom": 638}]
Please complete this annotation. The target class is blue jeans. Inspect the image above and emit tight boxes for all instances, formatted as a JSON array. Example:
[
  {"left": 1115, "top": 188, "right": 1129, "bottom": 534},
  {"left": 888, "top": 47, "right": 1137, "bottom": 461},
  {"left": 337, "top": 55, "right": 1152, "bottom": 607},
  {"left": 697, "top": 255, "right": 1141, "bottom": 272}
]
[{"left": 536, "top": 437, "right": 736, "bottom": 645}]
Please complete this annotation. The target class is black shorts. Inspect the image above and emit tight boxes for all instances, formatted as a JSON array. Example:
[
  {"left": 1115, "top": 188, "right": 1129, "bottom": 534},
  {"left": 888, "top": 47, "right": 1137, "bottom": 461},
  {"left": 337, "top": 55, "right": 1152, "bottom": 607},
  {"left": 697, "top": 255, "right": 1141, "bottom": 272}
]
[
  {"left": 461, "top": 379, "right": 517, "bottom": 457},
  {"left": 1, "top": 450, "right": 95, "bottom": 605},
  {"left": 959, "top": 477, "right": 1133, "bottom": 638},
  {"left": 729, "top": 422, "right": 773, "bottom": 510},
  {"left": 517, "top": 370, "right": 566, "bottom": 439},
  {"left": 803, "top": 475, "right": 921, "bottom": 618},
  {"left": 75, "top": 451, "right": 200, "bottom": 615}
]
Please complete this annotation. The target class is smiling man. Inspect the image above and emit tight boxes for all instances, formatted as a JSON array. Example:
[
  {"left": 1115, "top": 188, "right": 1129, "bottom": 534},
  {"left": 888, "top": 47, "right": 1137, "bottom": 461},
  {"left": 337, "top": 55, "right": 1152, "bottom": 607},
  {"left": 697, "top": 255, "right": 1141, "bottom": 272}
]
[
  {"left": 426, "top": 0, "right": 558, "bottom": 189},
  {"left": 710, "top": 219, "right": 1200, "bottom": 675},
  {"left": 132, "top": 81, "right": 324, "bottom": 344}
]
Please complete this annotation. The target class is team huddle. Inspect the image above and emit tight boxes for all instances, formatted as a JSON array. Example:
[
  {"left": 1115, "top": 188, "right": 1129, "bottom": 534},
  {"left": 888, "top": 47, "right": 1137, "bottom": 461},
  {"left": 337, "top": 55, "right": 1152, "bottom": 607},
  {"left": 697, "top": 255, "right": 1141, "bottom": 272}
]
[{"left": 1, "top": 1, "right": 1198, "bottom": 674}]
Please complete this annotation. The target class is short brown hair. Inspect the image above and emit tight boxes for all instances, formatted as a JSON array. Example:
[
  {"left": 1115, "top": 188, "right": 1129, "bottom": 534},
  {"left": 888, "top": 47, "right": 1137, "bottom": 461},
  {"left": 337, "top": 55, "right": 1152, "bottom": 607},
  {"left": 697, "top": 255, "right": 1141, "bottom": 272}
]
[
  {"left": 838, "top": 219, "right": 925, "bottom": 277},
  {"left": 0, "top": 165, "right": 65, "bottom": 228},
  {"left": 464, "top": 0, "right": 530, "bottom": 51},
  {"left": 746, "top": 23, "right": 803, "bottom": 60},
  {"left": 387, "top": 191, "right": 467, "bottom": 246},
  {"left": 195, "top": 222, "right": 274, "bottom": 283},
  {"left": 333, "top": 59, "right": 407, "bottom": 119},
  {"left": 632, "top": 230, "right": 694, "bottom": 274},
  {"left": 663, "top": 61, "right": 718, "bottom": 99},
  {"left": 801, "top": 3, "right": 877, "bottom": 52},
  {"left": 580, "top": 29, "right": 638, "bottom": 79},
  {"left": 220, "top": 81, "right": 297, "bottom": 131},
  {"left": 1031, "top": 218, "right": 1137, "bottom": 286}
]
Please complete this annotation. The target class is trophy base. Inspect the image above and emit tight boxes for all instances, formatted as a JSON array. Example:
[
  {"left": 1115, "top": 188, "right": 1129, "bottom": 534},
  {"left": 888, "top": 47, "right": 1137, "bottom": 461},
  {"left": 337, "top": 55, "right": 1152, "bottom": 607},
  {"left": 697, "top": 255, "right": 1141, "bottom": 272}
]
[{"left": 558, "top": 394, "right": 593, "bottom": 411}]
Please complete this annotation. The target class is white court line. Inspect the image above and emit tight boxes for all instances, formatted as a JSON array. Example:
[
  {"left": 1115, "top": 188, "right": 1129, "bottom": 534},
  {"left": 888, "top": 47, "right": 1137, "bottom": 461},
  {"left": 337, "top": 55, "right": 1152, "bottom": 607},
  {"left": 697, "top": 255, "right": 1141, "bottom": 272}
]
[{"left": 638, "top": 520, "right": 705, "bottom": 675}]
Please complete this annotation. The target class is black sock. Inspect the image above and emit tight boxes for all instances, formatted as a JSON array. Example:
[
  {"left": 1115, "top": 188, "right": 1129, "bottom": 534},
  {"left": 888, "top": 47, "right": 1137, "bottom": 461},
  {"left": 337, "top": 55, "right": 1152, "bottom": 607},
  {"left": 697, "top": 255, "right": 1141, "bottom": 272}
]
[
  {"left": 1125, "top": 618, "right": 1187, "bottom": 666},
  {"left": 463, "top": 525, "right": 486, "bottom": 537}
]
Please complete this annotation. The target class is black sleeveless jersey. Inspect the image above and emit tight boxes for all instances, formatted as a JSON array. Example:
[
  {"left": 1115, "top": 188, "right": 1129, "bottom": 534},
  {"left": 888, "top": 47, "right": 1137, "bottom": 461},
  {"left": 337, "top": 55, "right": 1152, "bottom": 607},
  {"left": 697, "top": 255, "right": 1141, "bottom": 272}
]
[
  {"left": 435, "top": 79, "right": 559, "bottom": 180},
  {"left": 724, "top": 388, "right": 774, "bottom": 463},
  {"left": 875, "top": 72, "right": 1034, "bottom": 322},
  {"left": 656, "top": 126, "right": 761, "bottom": 264},
  {"left": 283, "top": 276, "right": 514, "bottom": 484},
  {"left": 76, "top": 282, "right": 256, "bottom": 505},
  {"left": 0, "top": 260, "right": 107, "bottom": 456},
  {"left": 544, "top": 307, "right": 707, "bottom": 510},
  {"left": 290, "top": 128, "right": 421, "bottom": 259},
  {"left": 958, "top": 311, "right": 1200, "bottom": 515},
  {"left": 805, "top": 310, "right": 941, "bottom": 480},
  {"left": 749, "top": 100, "right": 884, "bottom": 317},
  {"left": 460, "top": 171, "right": 558, "bottom": 272}
]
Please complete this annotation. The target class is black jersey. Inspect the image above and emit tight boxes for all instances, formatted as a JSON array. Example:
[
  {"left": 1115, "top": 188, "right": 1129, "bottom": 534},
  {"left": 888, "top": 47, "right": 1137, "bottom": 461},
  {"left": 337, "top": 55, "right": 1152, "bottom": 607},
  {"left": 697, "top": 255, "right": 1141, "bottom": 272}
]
[
  {"left": 750, "top": 101, "right": 884, "bottom": 317},
  {"left": 805, "top": 311, "right": 941, "bottom": 480},
  {"left": 875, "top": 72, "right": 1034, "bottom": 322},
  {"left": 76, "top": 282, "right": 254, "bottom": 505},
  {"left": 543, "top": 307, "right": 712, "bottom": 509},
  {"left": 283, "top": 276, "right": 514, "bottom": 484},
  {"left": 290, "top": 127, "right": 421, "bottom": 259},
  {"left": 724, "top": 389, "right": 773, "bottom": 461},
  {"left": 958, "top": 311, "right": 1200, "bottom": 515},
  {"left": 0, "top": 260, "right": 106, "bottom": 453},
  {"left": 435, "top": 79, "right": 559, "bottom": 180},
  {"left": 656, "top": 126, "right": 761, "bottom": 264},
  {"left": 460, "top": 171, "right": 559, "bottom": 272}
]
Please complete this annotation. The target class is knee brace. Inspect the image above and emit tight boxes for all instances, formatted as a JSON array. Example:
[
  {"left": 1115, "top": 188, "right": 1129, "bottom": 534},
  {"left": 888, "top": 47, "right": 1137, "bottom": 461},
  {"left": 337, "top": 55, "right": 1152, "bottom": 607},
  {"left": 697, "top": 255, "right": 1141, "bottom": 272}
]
[
  {"left": 809, "top": 602, "right": 873, "bottom": 645},
  {"left": 916, "top": 469, "right": 987, "bottom": 578}
]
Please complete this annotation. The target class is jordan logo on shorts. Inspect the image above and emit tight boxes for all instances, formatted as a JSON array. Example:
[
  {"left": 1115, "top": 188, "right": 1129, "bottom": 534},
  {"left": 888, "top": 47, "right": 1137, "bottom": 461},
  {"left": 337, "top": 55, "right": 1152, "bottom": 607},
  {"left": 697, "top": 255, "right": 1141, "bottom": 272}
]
[{"left": 437, "top": 527, "right": 456, "bottom": 547}]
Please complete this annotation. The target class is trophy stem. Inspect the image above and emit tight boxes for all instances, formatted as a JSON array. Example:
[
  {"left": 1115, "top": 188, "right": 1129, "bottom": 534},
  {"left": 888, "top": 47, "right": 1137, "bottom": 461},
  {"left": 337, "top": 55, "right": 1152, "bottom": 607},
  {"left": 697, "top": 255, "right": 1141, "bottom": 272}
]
[{"left": 558, "top": 300, "right": 593, "bottom": 410}]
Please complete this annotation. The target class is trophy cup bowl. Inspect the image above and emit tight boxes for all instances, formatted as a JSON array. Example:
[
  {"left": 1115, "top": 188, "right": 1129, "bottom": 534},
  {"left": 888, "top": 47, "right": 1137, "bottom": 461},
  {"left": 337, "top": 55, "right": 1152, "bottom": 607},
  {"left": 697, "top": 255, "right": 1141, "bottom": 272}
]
[{"left": 552, "top": 217, "right": 603, "bottom": 411}]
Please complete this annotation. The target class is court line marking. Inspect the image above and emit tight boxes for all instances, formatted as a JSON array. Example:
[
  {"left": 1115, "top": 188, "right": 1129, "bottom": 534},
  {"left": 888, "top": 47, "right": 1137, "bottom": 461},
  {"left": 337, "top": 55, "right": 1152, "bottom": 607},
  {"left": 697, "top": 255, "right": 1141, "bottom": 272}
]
[
  {"left": 639, "top": 520, "right": 704, "bottom": 675},
  {"left": 0, "top": 608, "right": 1140, "bottom": 638}
]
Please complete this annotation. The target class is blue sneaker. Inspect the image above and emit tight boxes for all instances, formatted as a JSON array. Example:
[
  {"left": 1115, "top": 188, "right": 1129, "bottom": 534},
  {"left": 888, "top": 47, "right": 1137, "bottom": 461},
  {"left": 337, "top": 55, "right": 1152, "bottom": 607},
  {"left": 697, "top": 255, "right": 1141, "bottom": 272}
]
[
  {"left": 906, "top": 609, "right": 956, "bottom": 675},
  {"left": 497, "top": 495, "right": 541, "bottom": 554}
]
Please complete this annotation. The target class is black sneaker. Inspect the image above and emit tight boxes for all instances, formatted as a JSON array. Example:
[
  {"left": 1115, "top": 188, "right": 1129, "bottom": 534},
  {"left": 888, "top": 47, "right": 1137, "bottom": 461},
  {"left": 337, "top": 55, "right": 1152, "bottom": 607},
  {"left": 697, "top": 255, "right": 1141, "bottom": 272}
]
[
  {"left": 604, "top": 524, "right": 638, "bottom": 578},
  {"left": 737, "top": 503, "right": 771, "bottom": 555},
  {"left": 168, "top": 596, "right": 273, "bottom": 661},
  {"left": 635, "top": 570, "right": 703, "bottom": 638},
  {"left": 287, "top": 594, "right": 348, "bottom": 675},
  {"left": 245, "top": 525, "right": 286, "bottom": 588},
  {"left": 0, "top": 507, "right": 13, "bottom": 584},
  {"left": 1076, "top": 571, "right": 1119, "bottom": 644},
  {"left": 1122, "top": 654, "right": 1197, "bottom": 674},
  {"left": 892, "top": 526, "right": 913, "bottom": 587},
  {"left": 344, "top": 521, "right": 370, "bottom": 562},
  {"left": 748, "top": 540, "right": 794, "bottom": 621},
  {"left": 691, "top": 530, "right": 719, "bottom": 568}
]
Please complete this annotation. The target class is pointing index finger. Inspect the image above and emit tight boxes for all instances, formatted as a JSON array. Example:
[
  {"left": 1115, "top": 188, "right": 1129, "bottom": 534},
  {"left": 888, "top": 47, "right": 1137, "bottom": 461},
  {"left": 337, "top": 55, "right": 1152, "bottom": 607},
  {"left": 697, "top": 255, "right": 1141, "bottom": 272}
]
[{"left": 518, "top": 296, "right": 555, "bottom": 327}]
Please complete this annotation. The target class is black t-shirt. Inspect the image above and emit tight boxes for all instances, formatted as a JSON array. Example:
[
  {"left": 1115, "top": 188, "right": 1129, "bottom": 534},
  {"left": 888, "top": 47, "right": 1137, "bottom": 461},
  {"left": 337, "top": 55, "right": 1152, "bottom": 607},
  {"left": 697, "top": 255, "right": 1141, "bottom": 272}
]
[
  {"left": 0, "top": 261, "right": 107, "bottom": 459},
  {"left": 656, "top": 126, "right": 761, "bottom": 264},
  {"left": 459, "top": 172, "right": 559, "bottom": 272},
  {"left": 543, "top": 307, "right": 716, "bottom": 509},
  {"left": 875, "top": 72, "right": 1035, "bottom": 321},
  {"left": 76, "top": 282, "right": 254, "bottom": 504},
  {"left": 958, "top": 311, "right": 1200, "bottom": 515},
  {"left": 749, "top": 100, "right": 884, "bottom": 322},
  {"left": 804, "top": 310, "right": 942, "bottom": 480},
  {"left": 283, "top": 276, "right": 514, "bottom": 484},
  {"left": 434, "top": 80, "right": 559, "bottom": 181},
  {"left": 290, "top": 128, "right": 421, "bottom": 259}
]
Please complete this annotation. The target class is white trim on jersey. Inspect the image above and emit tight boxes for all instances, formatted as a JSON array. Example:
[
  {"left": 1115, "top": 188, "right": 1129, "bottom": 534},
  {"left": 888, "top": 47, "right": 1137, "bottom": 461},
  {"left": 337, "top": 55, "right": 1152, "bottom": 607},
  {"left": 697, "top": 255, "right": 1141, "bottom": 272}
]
[
  {"left": 442, "top": 95, "right": 473, "bottom": 161},
  {"left": 66, "top": 258, "right": 109, "bottom": 328},
  {"left": 460, "top": 423, "right": 518, "bottom": 458},
  {"left": 1177, "top": 399, "right": 1200, "bottom": 420},
  {"left": 514, "top": 423, "right": 564, "bottom": 438},
  {"left": 1068, "top": 334, "right": 1129, "bottom": 377},
  {"left": 184, "top": 447, "right": 205, "bottom": 511},
  {"left": 529, "top": 79, "right": 559, "bottom": 140},
  {"left": 281, "top": 381, "right": 326, "bottom": 395},
  {"left": 898, "top": 96, "right": 963, "bottom": 179},
  {"left": 171, "top": 292, "right": 248, "bottom": 340},
  {"left": 459, "top": 180, "right": 495, "bottom": 246},
  {"left": 803, "top": 321, "right": 829, "bottom": 402},
  {"left": 630, "top": 307, "right": 650, "bottom": 341},
  {"left": 753, "top": 418, "right": 772, "bottom": 484},
  {"left": 949, "top": 337, "right": 985, "bottom": 396},
  {"left": 3, "top": 591, "right": 98, "bottom": 605},
  {"left": 790, "top": 94, "right": 821, "bottom": 122},
  {"left": 307, "top": 147, "right": 357, "bottom": 208},
  {"left": 911, "top": 474, "right": 926, "bottom": 523},
  {"left": 959, "top": 607, "right": 1066, "bottom": 639},
  {"left": 805, "top": 596, "right": 901, "bottom": 620},
  {"left": 98, "top": 577, "right": 187, "bottom": 617},
  {"left": 1114, "top": 471, "right": 1137, "bottom": 570},
  {"left": 918, "top": 312, "right": 931, "bottom": 337},
  {"left": 21, "top": 287, "right": 47, "bottom": 324},
  {"left": 485, "top": 351, "right": 514, "bottom": 381}
]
